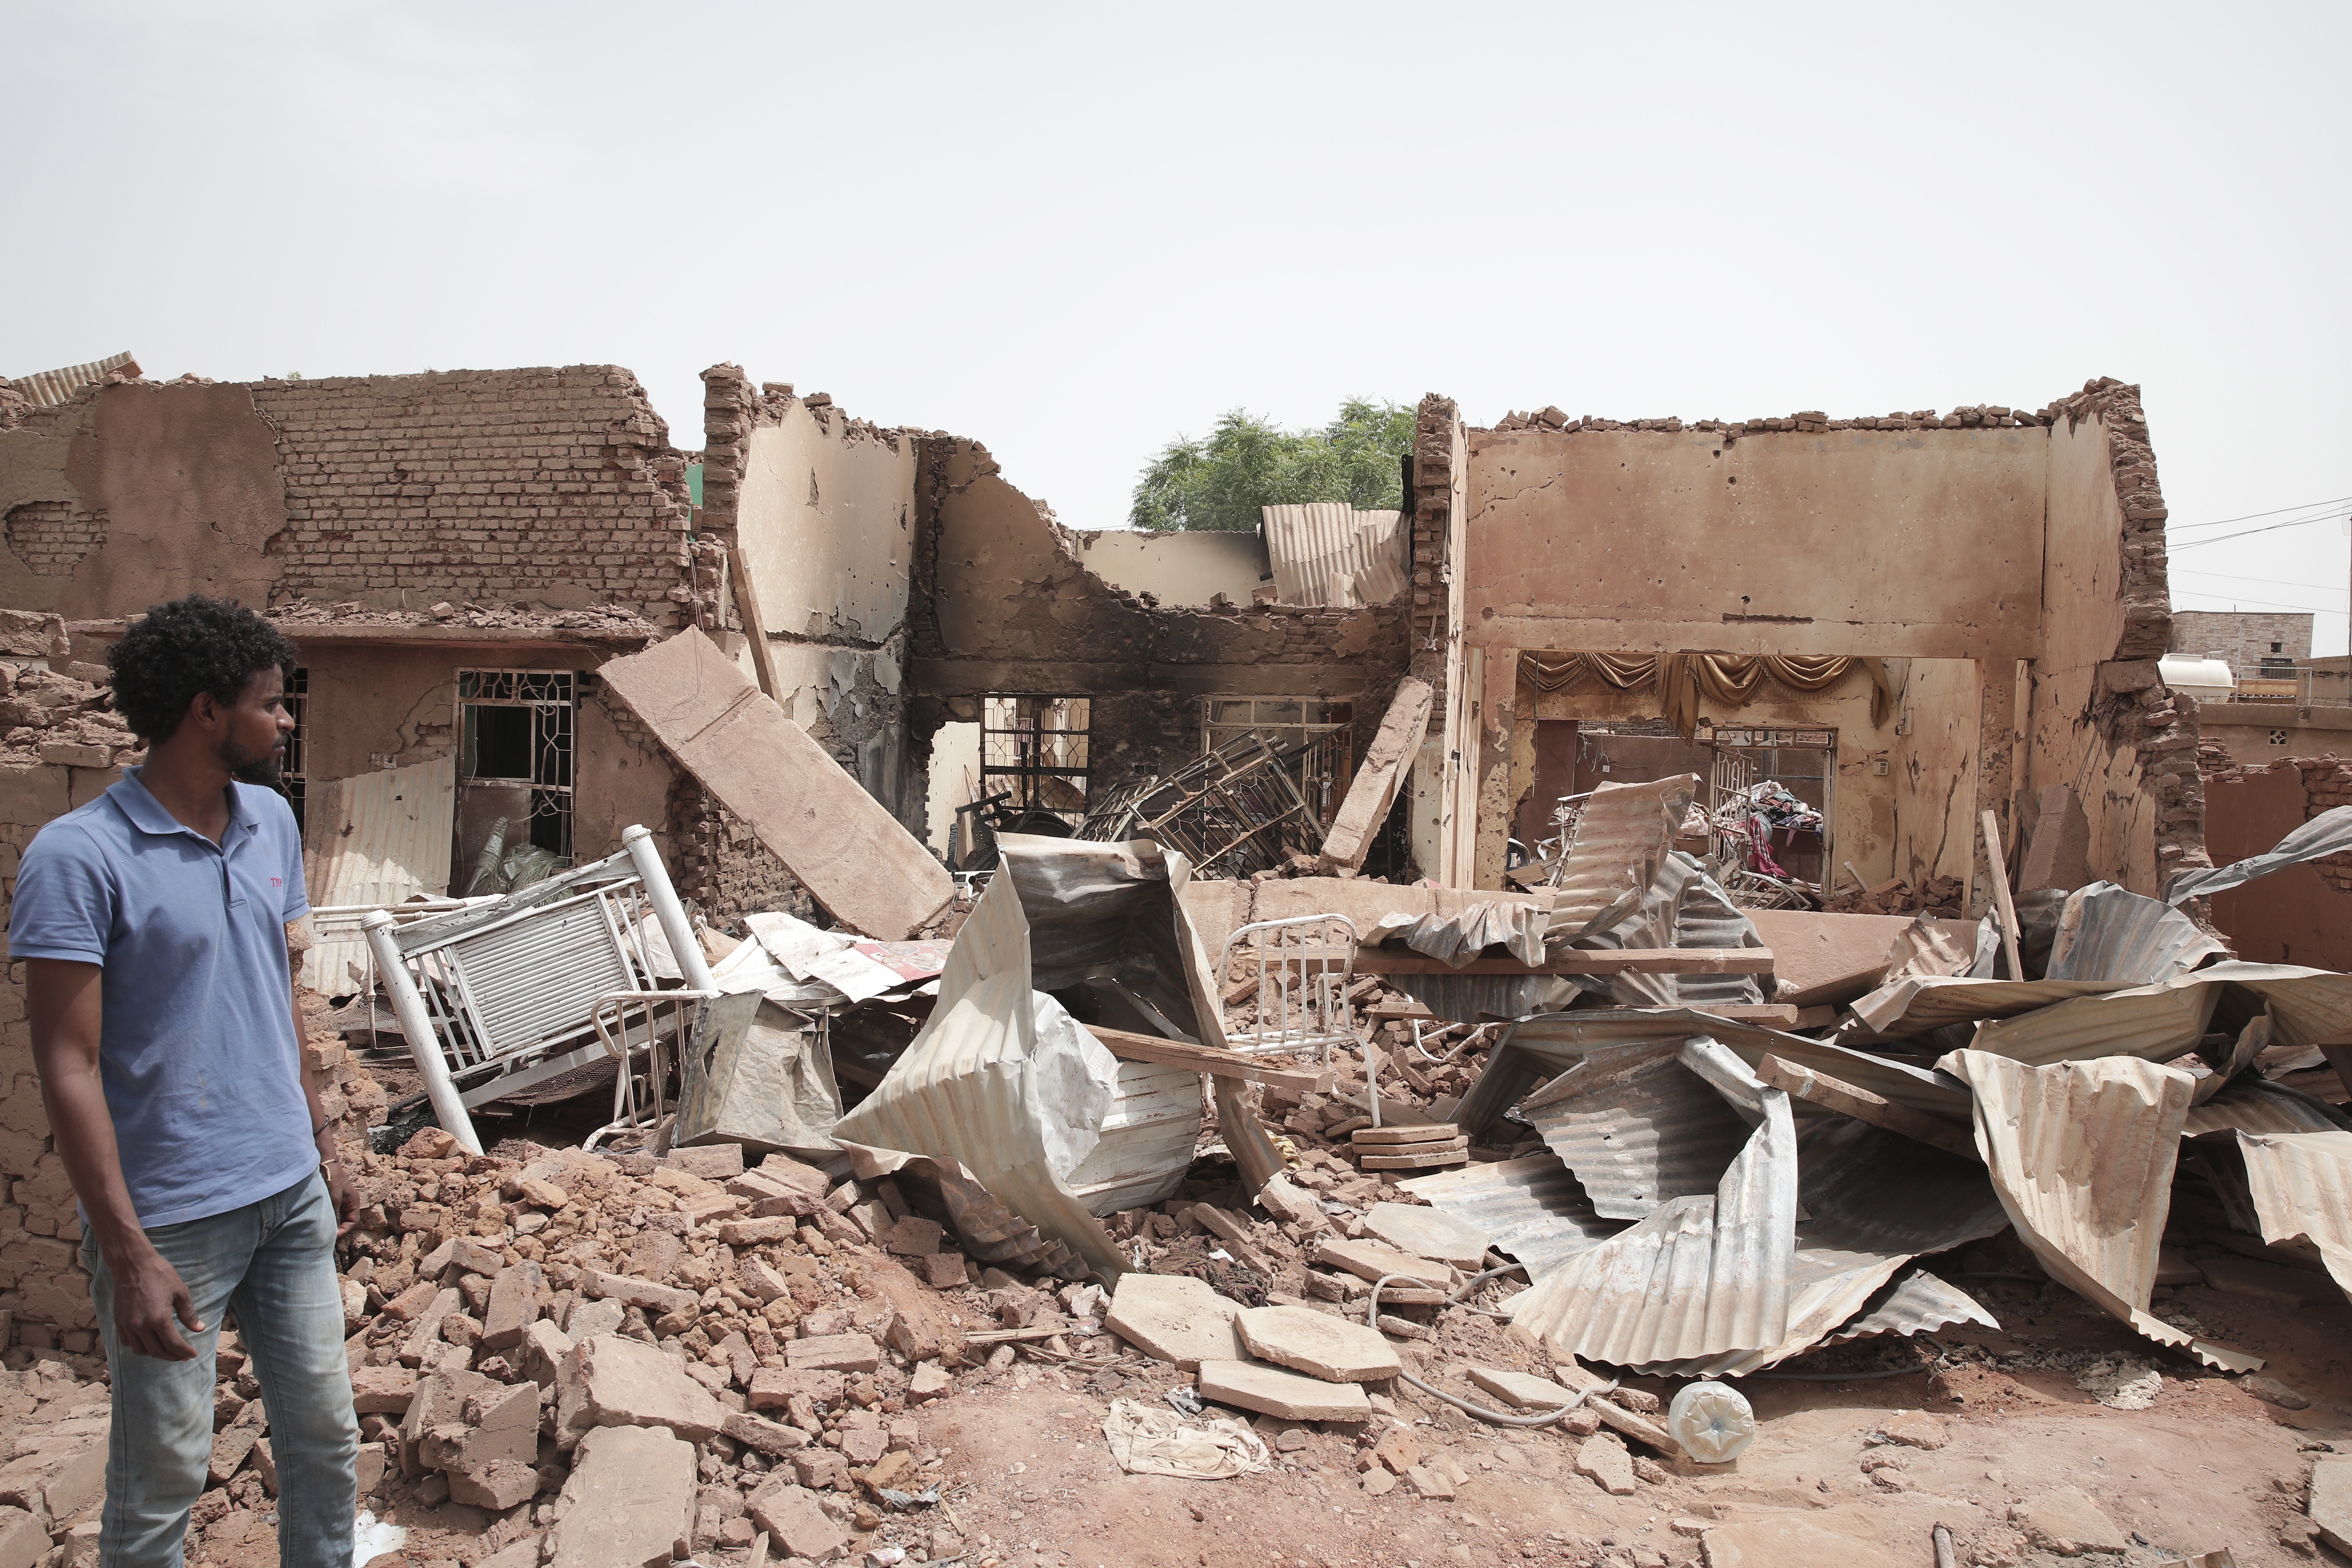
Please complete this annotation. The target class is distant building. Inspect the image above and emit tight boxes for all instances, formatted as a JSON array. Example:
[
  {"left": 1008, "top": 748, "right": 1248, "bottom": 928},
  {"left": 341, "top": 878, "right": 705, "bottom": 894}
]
[{"left": 2169, "top": 609, "right": 2312, "bottom": 682}]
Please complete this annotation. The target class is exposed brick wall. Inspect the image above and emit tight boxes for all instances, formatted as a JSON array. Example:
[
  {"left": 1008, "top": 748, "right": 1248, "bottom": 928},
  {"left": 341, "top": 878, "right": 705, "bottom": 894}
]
[
  {"left": 1, "top": 500, "right": 103, "bottom": 578},
  {"left": 2208, "top": 756, "right": 2352, "bottom": 894},
  {"left": 248, "top": 367, "right": 694, "bottom": 622},
  {"left": 1408, "top": 395, "right": 1458, "bottom": 695},
  {"left": 2169, "top": 611, "right": 2315, "bottom": 682}
]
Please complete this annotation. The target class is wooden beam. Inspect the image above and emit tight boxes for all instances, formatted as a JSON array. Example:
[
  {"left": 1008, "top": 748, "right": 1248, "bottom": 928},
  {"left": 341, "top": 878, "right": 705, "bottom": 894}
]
[
  {"left": 1588, "top": 1002, "right": 1800, "bottom": 1028},
  {"left": 1087, "top": 1025, "right": 1335, "bottom": 1092},
  {"left": 1755, "top": 1053, "right": 1980, "bottom": 1161},
  {"left": 1346, "top": 947, "right": 1775, "bottom": 976},
  {"left": 727, "top": 546, "right": 784, "bottom": 702},
  {"left": 1980, "top": 808, "right": 2024, "bottom": 982}
]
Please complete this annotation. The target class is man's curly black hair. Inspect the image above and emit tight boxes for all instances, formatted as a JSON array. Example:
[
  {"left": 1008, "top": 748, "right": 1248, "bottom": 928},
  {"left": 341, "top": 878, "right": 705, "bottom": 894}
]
[{"left": 107, "top": 595, "right": 298, "bottom": 743}]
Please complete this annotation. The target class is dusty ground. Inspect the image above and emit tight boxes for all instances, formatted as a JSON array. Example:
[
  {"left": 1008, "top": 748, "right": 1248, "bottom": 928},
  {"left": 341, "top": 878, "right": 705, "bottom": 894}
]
[{"left": 50, "top": 1262, "right": 2330, "bottom": 1568}]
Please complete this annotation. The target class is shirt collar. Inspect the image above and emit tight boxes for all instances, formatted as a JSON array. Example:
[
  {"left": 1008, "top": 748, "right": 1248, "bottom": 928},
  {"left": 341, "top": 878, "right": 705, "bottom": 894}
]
[{"left": 107, "top": 766, "right": 259, "bottom": 841}]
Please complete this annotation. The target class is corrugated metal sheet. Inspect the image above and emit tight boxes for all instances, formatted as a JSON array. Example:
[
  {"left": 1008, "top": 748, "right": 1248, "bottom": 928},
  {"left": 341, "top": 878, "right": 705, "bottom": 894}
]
[
  {"left": 1392, "top": 971, "right": 1580, "bottom": 1026},
  {"left": 1396, "top": 1155, "right": 1628, "bottom": 1280},
  {"left": 1547, "top": 776, "right": 1695, "bottom": 943},
  {"left": 1065, "top": 1060, "right": 1202, "bottom": 1215},
  {"left": 1941, "top": 1049, "right": 2262, "bottom": 1372},
  {"left": 2232, "top": 1129, "right": 2352, "bottom": 1301},
  {"left": 1455, "top": 1009, "right": 1972, "bottom": 1140},
  {"left": 1507, "top": 1062, "right": 1798, "bottom": 1371},
  {"left": 1371, "top": 898, "right": 1548, "bottom": 968},
  {"left": 1821, "top": 1267, "right": 1997, "bottom": 1348},
  {"left": 1575, "top": 853, "right": 1766, "bottom": 1010},
  {"left": 2044, "top": 881, "right": 2228, "bottom": 982},
  {"left": 1518, "top": 1040, "right": 1755, "bottom": 1219},
  {"left": 2184, "top": 1075, "right": 2352, "bottom": 1138},
  {"left": 1969, "top": 962, "right": 2352, "bottom": 1065},
  {"left": 2167, "top": 804, "right": 2352, "bottom": 904},
  {"left": 1849, "top": 974, "right": 2128, "bottom": 1038},
  {"left": 1261, "top": 503, "right": 1407, "bottom": 607},
  {"left": 13, "top": 350, "right": 135, "bottom": 406}
]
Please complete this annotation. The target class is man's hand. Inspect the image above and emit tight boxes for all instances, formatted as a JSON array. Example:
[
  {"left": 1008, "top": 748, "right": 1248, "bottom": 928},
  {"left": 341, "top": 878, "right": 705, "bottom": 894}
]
[
  {"left": 106, "top": 1238, "right": 204, "bottom": 1361},
  {"left": 325, "top": 1159, "right": 359, "bottom": 1238}
]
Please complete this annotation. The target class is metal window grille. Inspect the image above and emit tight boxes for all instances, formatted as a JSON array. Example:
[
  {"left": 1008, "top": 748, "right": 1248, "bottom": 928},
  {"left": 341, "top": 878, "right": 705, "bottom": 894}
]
[
  {"left": 979, "top": 695, "right": 1091, "bottom": 827},
  {"left": 1080, "top": 730, "right": 1329, "bottom": 878},
  {"left": 280, "top": 666, "right": 308, "bottom": 833},
  {"left": 457, "top": 668, "right": 575, "bottom": 865},
  {"left": 1217, "top": 913, "right": 1359, "bottom": 1060}
]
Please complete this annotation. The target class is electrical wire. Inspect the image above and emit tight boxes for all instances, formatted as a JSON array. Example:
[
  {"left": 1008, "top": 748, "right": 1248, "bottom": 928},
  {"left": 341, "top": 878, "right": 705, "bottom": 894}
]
[
  {"left": 2170, "top": 511, "right": 2350, "bottom": 549},
  {"left": 1365, "top": 1269, "right": 1620, "bottom": 1428},
  {"left": 2165, "top": 494, "right": 2352, "bottom": 532}
]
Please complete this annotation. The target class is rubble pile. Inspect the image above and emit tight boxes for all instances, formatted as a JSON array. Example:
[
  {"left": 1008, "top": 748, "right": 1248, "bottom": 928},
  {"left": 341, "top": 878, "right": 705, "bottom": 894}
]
[{"left": 1820, "top": 874, "right": 1965, "bottom": 917}]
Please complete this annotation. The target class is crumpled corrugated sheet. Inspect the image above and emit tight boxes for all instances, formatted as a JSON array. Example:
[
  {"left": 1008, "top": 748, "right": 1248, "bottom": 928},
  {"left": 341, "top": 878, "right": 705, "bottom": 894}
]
[
  {"left": 2184, "top": 1074, "right": 2352, "bottom": 1138},
  {"left": 2043, "top": 882, "right": 2229, "bottom": 983},
  {"left": 1514, "top": 1039, "right": 1755, "bottom": 1220},
  {"left": 1507, "top": 1043, "right": 1798, "bottom": 1370},
  {"left": 1939, "top": 1049, "right": 2262, "bottom": 1371},
  {"left": 1821, "top": 1267, "right": 1998, "bottom": 1348},
  {"left": 1572, "top": 853, "right": 1766, "bottom": 1010},
  {"left": 1548, "top": 775, "right": 1697, "bottom": 942},
  {"left": 1395, "top": 1156, "right": 1628, "bottom": 1280},
  {"left": 2230, "top": 1128, "right": 2352, "bottom": 1302},
  {"left": 1372, "top": 900, "right": 1548, "bottom": 968},
  {"left": 2167, "top": 804, "right": 2352, "bottom": 905},
  {"left": 1969, "top": 961, "right": 2352, "bottom": 1065}
]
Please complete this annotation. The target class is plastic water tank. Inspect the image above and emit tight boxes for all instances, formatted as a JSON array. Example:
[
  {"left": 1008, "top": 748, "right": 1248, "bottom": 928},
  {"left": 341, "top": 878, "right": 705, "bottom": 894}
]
[{"left": 2157, "top": 654, "right": 2235, "bottom": 704}]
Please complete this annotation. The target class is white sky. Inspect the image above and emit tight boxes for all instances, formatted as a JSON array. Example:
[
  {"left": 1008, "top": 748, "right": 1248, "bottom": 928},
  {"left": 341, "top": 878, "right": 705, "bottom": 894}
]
[{"left": 6, "top": 3, "right": 2347, "bottom": 653}]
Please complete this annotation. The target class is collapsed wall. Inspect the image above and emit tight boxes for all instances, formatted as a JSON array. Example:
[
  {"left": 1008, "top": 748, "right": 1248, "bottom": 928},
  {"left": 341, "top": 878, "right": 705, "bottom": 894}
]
[{"left": 906, "top": 436, "right": 1413, "bottom": 811}]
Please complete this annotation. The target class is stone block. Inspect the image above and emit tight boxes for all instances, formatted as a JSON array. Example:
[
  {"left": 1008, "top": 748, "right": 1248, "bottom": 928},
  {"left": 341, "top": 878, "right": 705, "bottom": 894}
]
[
  {"left": 785, "top": 1332, "right": 879, "bottom": 1374},
  {"left": 0, "top": 1505, "right": 44, "bottom": 1568},
  {"left": 908, "top": 1363, "right": 953, "bottom": 1402},
  {"left": 883, "top": 1215, "right": 943, "bottom": 1256},
  {"left": 790, "top": 1448, "right": 848, "bottom": 1490},
  {"left": 1234, "top": 1306, "right": 1400, "bottom": 1384},
  {"left": 1105, "top": 1272, "right": 1246, "bottom": 1371},
  {"left": 717, "top": 1217, "right": 801, "bottom": 1248},
  {"left": 2013, "top": 1486, "right": 2128, "bottom": 1556},
  {"left": 858, "top": 1257, "right": 964, "bottom": 1362},
  {"left": 921, "top": 1252, "right": 968, "bottom": 1289},
  {"left": 578, "top": 1268, "right": 697, "bottom": 1319},
  {"left": 449, "top": 1237, "right": 505, "bottom": 1276},
  {"left": 480, "top": 1262, "right": 541, "bottom": 1353},
  {"left": 663, "top": 1144, "right": 745, "bottom": 1181},
  {"left": 1254, "top": 1174, "right": 1327, "bottom": 1233},
  {"left": 448, "top": 1460, "right": 540, "bottom": 1511},
  {"left": 1308, "top": 1237, "right": 1454, "bottom": 1290},
  {"left": 1370, "top": 1422, "right": 1420, "bottom": 1475},
  {"left": 1361, "top": 1203, "right": 1489, "bottom": 1271},
  {"left": 563, "top": 1296, "right": 625, "bottom": 1340},
  {"left": 745, "top": 1478, "right": 847, "bottom": 1562},
  {"left": 721, "top": 1410, "right": 810, "bottom": 1458},
  {"left": 520, "top": 1320, "right": 573, "bottom": 1387},
  {"left": 1465, "top": 1366, "right": 1575, "bottom": 1411},
  {"left": 1577, "top": 1433, "right": 1635, "bottom": 1496},
  {"left": 1874, "top": 1410, "right": 1949, "bottom": 1449},
  {"left": 2311, "top": 1454, "right": 2352, "bottom": 1554},
  {"left": 554, "top": 1332, "right": 724, "bottom": 1450},
  {"left": 1700, "top": 1520, "right": 1902, "bottom": 1567},
  {"left": 349, "top": 1366, "right": 416, "bottom": 1414},
  {"left": 541, "top": 1424, "right": 697, "bottom": 1568},
  {"left": 1196, "top": 1359, "right": 1372, "bottom": 1422}
]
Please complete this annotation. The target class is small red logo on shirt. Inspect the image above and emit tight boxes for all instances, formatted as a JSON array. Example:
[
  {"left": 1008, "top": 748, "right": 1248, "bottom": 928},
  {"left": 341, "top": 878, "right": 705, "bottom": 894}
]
[{"left": 271, "top": 877, "right": 283, "bottom": 886}]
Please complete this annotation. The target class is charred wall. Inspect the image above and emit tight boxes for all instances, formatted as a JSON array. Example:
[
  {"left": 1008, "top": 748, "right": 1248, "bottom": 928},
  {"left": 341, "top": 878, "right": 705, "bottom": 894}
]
[{"left": 908, "top": 436, "right": 1413, "bottom": 801}]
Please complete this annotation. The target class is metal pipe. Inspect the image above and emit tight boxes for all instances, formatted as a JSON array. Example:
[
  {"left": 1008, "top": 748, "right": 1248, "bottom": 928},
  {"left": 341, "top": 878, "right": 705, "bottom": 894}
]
[
  {"left": 625, "top": 824, "right": 716, "bottom": 993},
  {"left": 362, "top": 910, "right": 482, "bottom": 1155}
]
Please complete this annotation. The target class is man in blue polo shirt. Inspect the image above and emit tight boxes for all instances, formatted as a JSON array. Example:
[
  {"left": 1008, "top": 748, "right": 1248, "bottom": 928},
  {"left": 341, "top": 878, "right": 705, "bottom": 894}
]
[{"left": 13, "top": 596, "right": 357, "bottom": 1567}]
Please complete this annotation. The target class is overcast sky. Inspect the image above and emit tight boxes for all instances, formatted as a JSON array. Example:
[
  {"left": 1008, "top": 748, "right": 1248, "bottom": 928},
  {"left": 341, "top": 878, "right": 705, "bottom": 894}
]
[{"left": 6, "top": 3, "right": 2347, "bottom": 653}]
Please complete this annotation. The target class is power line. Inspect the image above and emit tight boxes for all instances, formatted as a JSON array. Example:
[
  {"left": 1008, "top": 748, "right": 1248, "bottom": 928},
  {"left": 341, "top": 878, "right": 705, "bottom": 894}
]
[
  {"left": 2172, "top": 587, "right": 2347, "bottom": 616},
  {"left": 2166, "top": 494, "right": 2352, "bottom": 532},
  {"left": 2171, "top": 568, "right": 2351, "bottom": 594},
  {"left": 2169, "top": 510, "right": 2349, "bottom": 549}
]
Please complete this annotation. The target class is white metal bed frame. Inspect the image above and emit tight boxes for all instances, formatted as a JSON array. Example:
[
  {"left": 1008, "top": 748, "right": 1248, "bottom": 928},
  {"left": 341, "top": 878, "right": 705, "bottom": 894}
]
[{"left": 1216, "top": 912, "right": 1359, "bottom": 1062}]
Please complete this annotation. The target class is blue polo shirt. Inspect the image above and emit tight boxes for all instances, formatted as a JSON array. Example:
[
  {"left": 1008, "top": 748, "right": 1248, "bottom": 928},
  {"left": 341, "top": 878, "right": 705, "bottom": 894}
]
[{"left": 9, "top": 769, "right": 316, "bottom": 1228}]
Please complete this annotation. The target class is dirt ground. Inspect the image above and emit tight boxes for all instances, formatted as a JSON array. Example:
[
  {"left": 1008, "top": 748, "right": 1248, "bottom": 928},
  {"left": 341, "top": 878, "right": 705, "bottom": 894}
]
[{"left": 128, "top": 1263, "right": 2344, "bottom": 1568}]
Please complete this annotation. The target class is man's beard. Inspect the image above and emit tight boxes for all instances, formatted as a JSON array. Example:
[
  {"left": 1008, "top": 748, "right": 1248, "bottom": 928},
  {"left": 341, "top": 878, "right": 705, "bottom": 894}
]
[{"left": 220, "top": 732, "right": 282, "bottom": 787}]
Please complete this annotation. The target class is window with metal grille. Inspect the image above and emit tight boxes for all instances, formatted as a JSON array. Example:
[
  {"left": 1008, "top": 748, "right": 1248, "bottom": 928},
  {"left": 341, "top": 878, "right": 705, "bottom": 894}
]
[
  {"left": 1203, "top": 697, "right": 1355, "bottom": 826},
  {"left": 455, "top": 671, "right": 575, "bottom": 891},
  {"left": 979, "top": 696, "right": 1091, "bottom": 828},
  {"left": 279, "top": 666, "right": 308, "bottom": 832}
]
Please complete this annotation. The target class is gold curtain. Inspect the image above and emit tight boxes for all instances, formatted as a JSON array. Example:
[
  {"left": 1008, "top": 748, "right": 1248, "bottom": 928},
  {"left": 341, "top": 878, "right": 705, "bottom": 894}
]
[{"left": 1521, "top": 651, "right": 1893, "bottom": 738}]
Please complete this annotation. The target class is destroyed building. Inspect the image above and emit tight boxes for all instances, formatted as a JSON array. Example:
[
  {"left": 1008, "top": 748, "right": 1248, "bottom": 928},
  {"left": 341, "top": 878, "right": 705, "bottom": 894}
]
[{"left": 10, "top": 352, "right": 2352, "bottom": 1568}]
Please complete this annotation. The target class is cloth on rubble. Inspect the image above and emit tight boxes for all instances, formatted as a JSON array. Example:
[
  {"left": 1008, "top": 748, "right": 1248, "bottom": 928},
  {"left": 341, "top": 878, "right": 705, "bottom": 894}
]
[{"left": 1100, "top": 1398, "right": 1270, "bottom": 1479}]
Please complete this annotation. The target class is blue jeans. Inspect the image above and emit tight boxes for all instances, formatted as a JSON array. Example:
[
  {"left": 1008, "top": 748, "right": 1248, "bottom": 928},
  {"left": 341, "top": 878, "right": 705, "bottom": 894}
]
[{"left": 82, "top": 1170, "right": 356, "bottom": 1568}]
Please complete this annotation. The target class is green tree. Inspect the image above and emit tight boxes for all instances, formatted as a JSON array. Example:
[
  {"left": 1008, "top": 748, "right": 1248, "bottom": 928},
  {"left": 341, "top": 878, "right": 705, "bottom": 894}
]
[{"left": 1129, "top": 398, "right": 1415, "bottom": 531}]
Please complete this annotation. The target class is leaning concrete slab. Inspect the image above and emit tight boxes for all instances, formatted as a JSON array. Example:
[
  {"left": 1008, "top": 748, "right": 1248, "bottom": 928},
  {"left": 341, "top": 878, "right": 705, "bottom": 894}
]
[
  {"left": 596, "top": 627, "right": 953, "bottom": 938},
  {"left": 1234, "top": 1306, "right": 1401, "bottom": 1384},
  {"left": 1362, "top": 1202, "right": 1491, "bottom": 1271},
  {"left": 1321, "top": 677, "right": 1433, "bottom": 870},
  {"left": 1197, "top": 1359, "right": 1373, "bottom": 1422}
]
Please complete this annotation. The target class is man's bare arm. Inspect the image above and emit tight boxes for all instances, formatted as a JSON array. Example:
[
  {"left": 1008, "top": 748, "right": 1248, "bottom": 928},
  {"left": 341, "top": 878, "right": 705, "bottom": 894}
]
[{"left": 27, "top": 957, "right": 203, "bottom": 1360}]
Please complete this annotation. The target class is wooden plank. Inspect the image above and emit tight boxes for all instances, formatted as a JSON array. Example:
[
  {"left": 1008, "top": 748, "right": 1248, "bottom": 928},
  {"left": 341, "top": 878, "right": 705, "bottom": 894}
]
[
  {"left": 1587, "top": 1002, "right": 1799, "bottom": 1028},
  {"left": 1981, "top": 809, "right": 2024, "bottom": 982},
  {"left": 727, "top": 547, "right": 783, "bottom": 702},
  {"left": 1087, "top": 1025, "right": 1335, "bottom": 1093},
  {"left": 1359, "top": 1144, "right": 1470, "bottom": 1170},
  {"left": 1364, "top": 1000, "right": 1437, "bottom": 1022},
  {"left": 1347, "top": 947, "right": 1774, "bottom": 976},
  {"left": 1352, "top": 1123, "right": 1463, "bottom": 1147},
  {"left": 1755, "top": 1053, "right": 1980, "bottom": 1161},
  {"left": 1319, "top": 676, "right": 1434, "bottom": 869}
]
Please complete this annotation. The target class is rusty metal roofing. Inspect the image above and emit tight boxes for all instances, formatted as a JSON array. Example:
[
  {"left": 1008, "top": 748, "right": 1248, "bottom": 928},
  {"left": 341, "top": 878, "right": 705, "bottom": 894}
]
[
  {"left": 1574, "top": 853, "right": 1766, "bottom": 1011},
  {"left": 1547, "top": 775, "right": 1696, "bottom": 943},
  {"left": 1261, "top": 503, "right": 1407, "bottom": 607},
  {"left": 2043, "top": 882, "right": 2228, "bottom": 983},
  {"left": 2231, "top": 1129, "right": 2352, "bottom": 1301},
  {"left": 1455, "top": 1008, "right": 1972, "bottom": 1141},
  {"left": 2168, "top": 804, "right": 2352, "bottom": 904},
  {"left": 1395, "top": 1154, "right": 1628, "bottom": 1279},
  {"left": 1969, "top": 962, "right": 2352, "bottom": 1065},
  {"left": 1681, "top": 1120, "right": 2008, "bottom": 1376},
  {"left": 13, "top": 350, "right": 135, "bottom": 406},
  {"left": 1516, "top": 1040, "right": 1755, "bottom": 1220},
  {"left": 1507, "top": 1063, "right": 1798, "bottom": 1371},
  {"left": 1940, "top": 1049, "right": 2262, "bottom": 1372},
  {"left": 2184, "top": 1076, "right": 2352, "bottom": 1138},
  {"left": 1821, "top": 1267, "right": 1997, "bottom": 1348},
  {"left": 1849, "top": 974, "right": 2127, "bottom": 1037}
]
